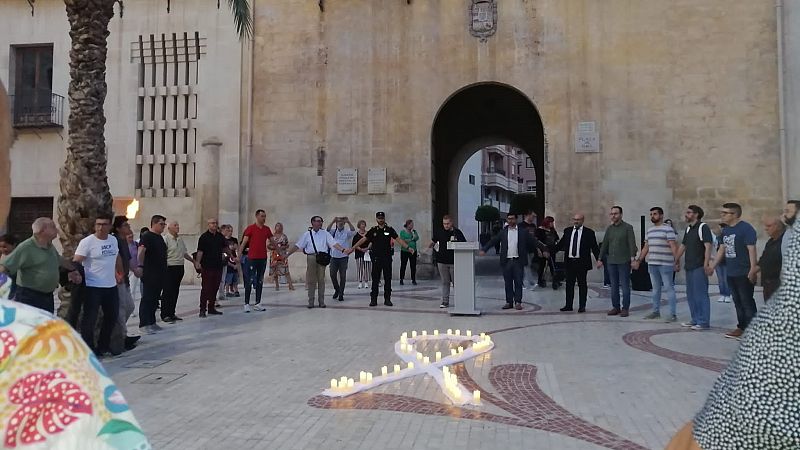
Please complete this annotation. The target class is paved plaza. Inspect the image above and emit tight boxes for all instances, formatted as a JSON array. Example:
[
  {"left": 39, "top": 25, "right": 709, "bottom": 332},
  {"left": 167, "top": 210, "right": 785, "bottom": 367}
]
[{"left": 102, "top": 268, "right": 748, "bottom": 450}]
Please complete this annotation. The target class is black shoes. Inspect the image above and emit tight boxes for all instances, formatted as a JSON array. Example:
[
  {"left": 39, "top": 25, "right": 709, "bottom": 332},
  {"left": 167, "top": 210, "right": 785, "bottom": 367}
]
[
  {"left": 384, "top": 300, "right": 394, "bottom": 307},
  {"left": 208, "top": 310, "right": 223, "bottom": 315},
  {"left": 369, "top": 300, "right": 378, "bottom": 307},
  {"left": 578, "top": 308, "right": 586, "bottom": 313},
  {"left": 124, "top": 336, "right": 140, "bottom": 351},
  {"left": 199, "top": 311, "right": 207, "bottom": 318},
  {"left": 400, "top": 280, "right": 404, "bottom": 285},
  {"left": 502, "top": 303, "right": 514, "bottom": 310},
  {"left": 412, "top": 280, "right": 417, "bottom": 285},
  {"left": 559, "top": 306, "right": 574, "bottom": 312}
]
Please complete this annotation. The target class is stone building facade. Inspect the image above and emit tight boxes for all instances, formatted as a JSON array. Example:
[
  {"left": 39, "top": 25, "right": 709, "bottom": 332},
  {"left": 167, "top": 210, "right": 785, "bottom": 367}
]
[{"left": 2, "top": 0, "right": 798, "bottom": 279}]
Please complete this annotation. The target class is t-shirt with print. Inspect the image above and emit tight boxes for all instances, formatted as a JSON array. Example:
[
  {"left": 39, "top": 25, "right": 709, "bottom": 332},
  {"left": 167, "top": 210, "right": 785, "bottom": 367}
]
[
  {"left": 644, "top": 224, "right": 676, "bottom": 266},
  {"left": 243, "top": 224, "right": 273, "bottom": 260},
  {"left": 722, "top": 220, "right": 758, "bottom": 277},
  {"left": 75, "top": 234, "right": 119, "bottom": 288},
  {"left": 682, "top": 222, "right": 713, "bottom": 271}
]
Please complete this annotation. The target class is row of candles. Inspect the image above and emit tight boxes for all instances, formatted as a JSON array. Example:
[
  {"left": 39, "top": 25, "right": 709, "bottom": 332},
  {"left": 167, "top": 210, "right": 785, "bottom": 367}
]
[
  {"left": 399, "top": 329, "right": 487, "bottom": 343},
  {"left": 330, "top": 362, "right": 416, "bottom": 391},
  {"left": 442, "top": 366, "right": 481, "bottom": 403}
]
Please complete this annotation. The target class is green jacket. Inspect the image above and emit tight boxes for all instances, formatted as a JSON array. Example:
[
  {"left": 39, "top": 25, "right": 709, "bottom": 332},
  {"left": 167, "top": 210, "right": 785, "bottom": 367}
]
[
  {"left": 399, "top": 229, "right": 419, "bottom": 252},
  {"left": 599, "top": 220, "right": 637, "bottom": 265}
]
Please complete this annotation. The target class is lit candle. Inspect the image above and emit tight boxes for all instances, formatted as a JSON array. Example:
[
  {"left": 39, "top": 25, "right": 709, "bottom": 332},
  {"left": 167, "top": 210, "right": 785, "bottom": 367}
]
[
  {"left": 347, "top": 378, "right": 355, "bottom": 388},
  {"left": 400, "top": 336, "right": 407, "bottom": 344},
  {"left": 473, "top": 390, "right": 481, "bottom": 403},
  {"left": 416, "top": 352, "right": 423, "bottom": 361},
  {"left": 455, "top": 329, "right": 461, "bottom": 336},
  {"left": 340, "top": 376, "right": 347, "bottom": 386},
  {"left": 434, "top": 329, "right": 439, "bottom": 336},
  {"left": 423, "top": 356, "right": 430, "bottom": 364},
  {"left": 447, "top": 328, "right": 453, "bottom": 335},
  {"left": 359, "top": 371, "right": 367, "bottom": 383},
  {"left": 381, "top": 366, "right": 388, "bottom": 376},
  {"left": 331, "top": 379, "right": 338, "bottom": 389},
  {"left": 451, "top": 349, "right": 457, "bottom": 356},
  {"left": 454, "top": 389, "right": 462, "bottom": 399},
  {"left": 400, "top": 343, "right": 407, "bottom": 353},
  {"left": 422, "top": 330, "right": 427, "bottom": 336},
  {"left": 394, "top": 364, "right": 401, "bottom": 374},
  {"left": 366, "top": 372, "right": 373, "bottom": 382},
  {"left": 408, "top": 362, "right": 415, "bottom": 370},
  {"left": 458, "top": 346, "right": 464, "bottom": 354},
  {"left": 480, "top": 332, "right": 486, "bottom": 339},
  {"left": 435, "top": 351, "right": 442, "bottom": 362},
  {"left": 412, "top": 330, "right": 417, "bottom": 338},
  {"left": 466, "top": 330, "right": 472, "bottom": 337},
  {"left": 401, "top": 332, "right": 407, "bottom": 339}
]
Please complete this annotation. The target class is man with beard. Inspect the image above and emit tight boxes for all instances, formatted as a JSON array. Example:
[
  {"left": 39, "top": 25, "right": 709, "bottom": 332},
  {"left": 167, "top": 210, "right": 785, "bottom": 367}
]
[{"left": 635, "top": 207, "right": 679, "bottom": 322}]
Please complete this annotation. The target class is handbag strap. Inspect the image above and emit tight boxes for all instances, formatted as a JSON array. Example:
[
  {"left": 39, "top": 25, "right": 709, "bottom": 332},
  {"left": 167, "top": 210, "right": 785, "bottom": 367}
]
[{"left": 309, "top": 230, "right": 319, "bottom": 254}]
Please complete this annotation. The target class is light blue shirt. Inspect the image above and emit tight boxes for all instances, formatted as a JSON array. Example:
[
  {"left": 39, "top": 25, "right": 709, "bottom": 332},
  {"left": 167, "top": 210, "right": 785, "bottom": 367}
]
[{"left": 329, "top": 227, "right": 354, "bottom": 259}]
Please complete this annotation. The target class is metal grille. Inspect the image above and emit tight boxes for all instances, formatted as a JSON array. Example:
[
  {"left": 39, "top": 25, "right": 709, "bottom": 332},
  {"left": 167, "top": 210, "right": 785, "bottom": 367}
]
[{"left": 132, "top": 32, "right": 205, "bottom": 198}]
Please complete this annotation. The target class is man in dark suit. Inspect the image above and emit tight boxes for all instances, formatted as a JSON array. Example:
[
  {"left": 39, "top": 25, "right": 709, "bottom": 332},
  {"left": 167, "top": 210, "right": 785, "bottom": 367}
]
[
  {"left": 556, "top": 213, "right": 600, "bottom": 312},
  {"left": 480, "top": 213, "right": 549, "bottom": 310}
]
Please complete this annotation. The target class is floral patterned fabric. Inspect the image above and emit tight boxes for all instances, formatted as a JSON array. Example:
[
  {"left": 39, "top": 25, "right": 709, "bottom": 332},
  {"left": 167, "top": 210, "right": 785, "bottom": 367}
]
[{"left": 0, "top": 272, "right": 150, "bottom": 450}]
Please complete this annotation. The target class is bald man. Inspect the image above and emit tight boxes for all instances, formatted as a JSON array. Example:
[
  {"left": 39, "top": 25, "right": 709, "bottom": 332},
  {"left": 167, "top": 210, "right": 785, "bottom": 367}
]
[
  {"left": 758, "top": 216, "right": 785, "bottom": 302},
  {"left": 556, "top": 213, "right": 600, "bottom": 312}
]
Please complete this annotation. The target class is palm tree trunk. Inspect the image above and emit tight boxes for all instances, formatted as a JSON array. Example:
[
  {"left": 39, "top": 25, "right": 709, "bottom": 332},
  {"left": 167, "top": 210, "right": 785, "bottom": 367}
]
[{"left": 58, "top": 0, "right": 116, "bottom": 256}]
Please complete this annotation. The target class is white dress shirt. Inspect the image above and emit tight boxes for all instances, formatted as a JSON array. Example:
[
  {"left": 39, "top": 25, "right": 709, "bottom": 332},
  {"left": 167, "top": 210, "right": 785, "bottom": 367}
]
[
  {"left": 507, "top": 226, "right": 519, "bottom": 258},
  {"left": 568, "top": 226, "right": 583, "bottom": 259},
  {"left": 295, "top": 229, "right": 338, "bottom": 254}
]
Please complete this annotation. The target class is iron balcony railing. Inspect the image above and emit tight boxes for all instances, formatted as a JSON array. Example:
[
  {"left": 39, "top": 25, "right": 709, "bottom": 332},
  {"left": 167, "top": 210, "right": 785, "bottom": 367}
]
[{"left": 10, "top": 89, "right": 65, "bottom": 129}]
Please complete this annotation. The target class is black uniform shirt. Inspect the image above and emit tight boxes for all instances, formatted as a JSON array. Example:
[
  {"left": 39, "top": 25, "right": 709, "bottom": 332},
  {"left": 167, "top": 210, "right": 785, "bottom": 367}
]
[{"left": 364, "top": 225, "right": 399, "bottom": 257}]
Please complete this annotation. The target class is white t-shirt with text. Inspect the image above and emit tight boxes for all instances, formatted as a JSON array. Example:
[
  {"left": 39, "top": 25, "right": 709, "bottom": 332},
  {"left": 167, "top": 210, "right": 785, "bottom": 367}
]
[{"left": 75, "top": 234, "right": 119, "bottom": 288}]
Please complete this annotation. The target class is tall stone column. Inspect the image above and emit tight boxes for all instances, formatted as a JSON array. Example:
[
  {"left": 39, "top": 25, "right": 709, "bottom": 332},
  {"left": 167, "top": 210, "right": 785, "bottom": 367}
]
[{"left": 199, "top": 137, "right": 222, "bottom": 223}]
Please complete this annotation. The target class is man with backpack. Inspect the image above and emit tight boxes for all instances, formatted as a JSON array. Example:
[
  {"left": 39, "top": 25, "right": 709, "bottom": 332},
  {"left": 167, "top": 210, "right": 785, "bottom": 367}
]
[{"left": 675, "top": 205, "right": 713, "bottom": 330}]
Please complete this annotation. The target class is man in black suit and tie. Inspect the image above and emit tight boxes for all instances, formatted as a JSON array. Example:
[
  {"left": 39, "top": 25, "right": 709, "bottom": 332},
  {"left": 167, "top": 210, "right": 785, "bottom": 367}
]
[
  {"left": 556, "top": 213, "right": 600, "bottom": 312},
  {"left": 480, "top": 213, "right": 549, "bottom": 310}
]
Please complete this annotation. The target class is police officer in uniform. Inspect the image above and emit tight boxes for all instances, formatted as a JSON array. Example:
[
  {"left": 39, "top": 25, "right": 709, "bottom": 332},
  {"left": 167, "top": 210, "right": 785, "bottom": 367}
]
[{"left": 352, "top": 212, "right": 415, "bottom": 307}]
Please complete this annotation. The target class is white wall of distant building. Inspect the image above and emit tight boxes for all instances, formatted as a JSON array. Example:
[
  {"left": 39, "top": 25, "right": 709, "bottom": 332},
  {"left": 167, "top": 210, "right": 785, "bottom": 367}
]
[{"left": 457, "top": 151, "right": 482, "bottom": 241}]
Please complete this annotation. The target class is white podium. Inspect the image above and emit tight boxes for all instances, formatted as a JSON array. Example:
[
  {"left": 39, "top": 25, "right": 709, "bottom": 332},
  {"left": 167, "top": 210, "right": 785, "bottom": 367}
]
[{"left": 447, "top": 241, "right": 480, "bottom": 316}]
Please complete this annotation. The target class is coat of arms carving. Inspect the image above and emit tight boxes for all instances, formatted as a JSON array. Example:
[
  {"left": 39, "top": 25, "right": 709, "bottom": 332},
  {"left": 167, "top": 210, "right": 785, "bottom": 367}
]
[{"left": 470, "top": 0, "right": 498, "bottom": 41}]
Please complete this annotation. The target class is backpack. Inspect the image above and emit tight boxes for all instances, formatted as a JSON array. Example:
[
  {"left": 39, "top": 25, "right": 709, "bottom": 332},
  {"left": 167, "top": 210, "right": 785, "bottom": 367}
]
[{"left": 685, "top": 222, "right": 707, "bottom": 240}]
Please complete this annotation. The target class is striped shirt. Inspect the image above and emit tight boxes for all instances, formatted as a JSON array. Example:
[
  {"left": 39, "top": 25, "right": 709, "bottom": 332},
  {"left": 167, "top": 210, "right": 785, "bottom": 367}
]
[{"left": 645, "top": 224, "right": 676, "bottom": 266}]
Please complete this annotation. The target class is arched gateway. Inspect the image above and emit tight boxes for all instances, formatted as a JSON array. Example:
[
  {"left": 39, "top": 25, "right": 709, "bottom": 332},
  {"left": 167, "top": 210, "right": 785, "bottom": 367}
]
[{"left": 431, "top": 83, "right": 545, "bottom": 227}]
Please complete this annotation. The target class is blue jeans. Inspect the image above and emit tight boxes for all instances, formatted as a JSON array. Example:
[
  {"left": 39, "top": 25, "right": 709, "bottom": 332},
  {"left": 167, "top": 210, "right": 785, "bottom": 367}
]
[
  {"left": 502, "top": 261, "right": 525, "bottom": 304},
  {"left": 648, "top": 264, "right": 676, "bottom": 316},
  {"left": 728, "top": 275, "right": 756, "bottom": 330},
  {"left": 244, "top": 258, "right": 267, "bottom": 305},
  {"left": 715, "top": 264, "right": 730, "bottom": 296},
  {"left": 686, "top": 267, "right": 710, "bottom": 327},
  {"left": 608, "top": 263, "right": 631, "bottom": 310}
]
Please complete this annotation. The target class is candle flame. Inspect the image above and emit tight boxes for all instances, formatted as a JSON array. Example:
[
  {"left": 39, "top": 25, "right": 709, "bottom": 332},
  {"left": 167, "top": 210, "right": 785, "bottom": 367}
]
[{"left": 125, "top": 198, "right": 140, "bottom": 219}]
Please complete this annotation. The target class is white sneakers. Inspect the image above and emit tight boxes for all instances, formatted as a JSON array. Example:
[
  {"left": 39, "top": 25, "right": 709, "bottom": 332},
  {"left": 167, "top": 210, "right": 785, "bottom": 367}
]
[
  {"left": 244, "top": 304, "right": 251, "bottom": 313},
  {"left": 139, "top": 325, "right": 160, "bottom": 335},
  {"left": 717, "top": 296, "right": 732, "bottom": 303},
  {"left": 252, "top": 304, "right": 266, "bottom": 312}
]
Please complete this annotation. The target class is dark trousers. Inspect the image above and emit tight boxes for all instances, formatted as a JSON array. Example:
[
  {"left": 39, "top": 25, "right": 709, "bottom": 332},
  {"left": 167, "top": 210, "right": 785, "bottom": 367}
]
[
  {"left": 161, "top": 265, "right": 184, "bottom": 319},
  {"left": 139, "top": 277, "right": 163, "bottom": 327},
  {"left": 200, "top": 267, "right": 223, "bottom": 312},
  {"left": 400, "top": 251, "right": 417, "bottom": 281},
  {"left": 728, "top": 275, "right": 757, "bottom": 330},
  {"left": 502, "top": 260, "right": 525, "bottom": 304},
  {"left": 244, "top": 258, "right": 267, "bottom": 305},
  {"left": 81, "top": 286, "right": 119, "bottom": 352},
  {"left": 602, "top": 255, "right": 611, "bottom": 285},
  {"left": 371, "top": 255, "right": 392, "bottom": 301},
  {"left": 564, "top": 260, "right": 588, "bottom": 309},
  {"left": 537, "top": 256, "right": 556, "bottom": 285},
  {"left": 15, "top": 286, "right": 55, "bottom": 314},
  {"left": 763, "top": 278, "right": 780, "bottom": 303},
  {"left": 329, "top": 257, "right": 349, "bottom": 298}
]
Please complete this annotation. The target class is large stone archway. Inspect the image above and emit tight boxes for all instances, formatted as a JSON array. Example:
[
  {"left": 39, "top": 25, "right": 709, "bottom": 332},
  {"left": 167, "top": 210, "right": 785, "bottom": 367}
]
[{"left": 431, "top": 82, "right": 545, "bottom": 227}]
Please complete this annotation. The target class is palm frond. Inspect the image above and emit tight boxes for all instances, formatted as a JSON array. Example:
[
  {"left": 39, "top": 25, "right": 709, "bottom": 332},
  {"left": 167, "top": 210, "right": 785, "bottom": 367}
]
[{"left": 226, "top": 0, "right": 253, "bottom": 40}]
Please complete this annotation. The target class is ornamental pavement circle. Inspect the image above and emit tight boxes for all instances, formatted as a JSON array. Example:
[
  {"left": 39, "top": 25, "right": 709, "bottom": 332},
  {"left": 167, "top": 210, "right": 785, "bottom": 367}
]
[{"left": 101, "top": 275, "right": 746, "bottom": 450}]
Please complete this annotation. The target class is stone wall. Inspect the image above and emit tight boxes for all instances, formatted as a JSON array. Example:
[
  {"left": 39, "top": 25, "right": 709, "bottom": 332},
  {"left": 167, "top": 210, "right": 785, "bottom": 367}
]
[{"left": 250, "top": 0, "right": 782, "bottom": 253}]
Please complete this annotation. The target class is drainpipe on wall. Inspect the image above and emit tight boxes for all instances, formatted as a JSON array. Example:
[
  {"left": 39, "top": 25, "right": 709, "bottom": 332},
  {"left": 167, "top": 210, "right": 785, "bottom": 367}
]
[
  {"left": 777, "top": 0, "right": 789, "bottom": 202},
  {"left": 242, "top": 1, "right": 255, "bottom": 220}
]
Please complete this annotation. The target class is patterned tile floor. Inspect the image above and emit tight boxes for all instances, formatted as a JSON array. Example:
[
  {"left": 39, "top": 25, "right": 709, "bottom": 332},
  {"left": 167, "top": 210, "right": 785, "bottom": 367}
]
[{"left": 102, "top": 272, "right": 750, "bottom": 450}]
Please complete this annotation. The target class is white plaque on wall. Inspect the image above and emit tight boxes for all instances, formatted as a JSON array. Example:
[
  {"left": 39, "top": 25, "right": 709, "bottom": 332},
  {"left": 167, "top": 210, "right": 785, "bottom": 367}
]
[
  {"left": 575, "top": 121, "right": 600, "bottom": 153},
  {"left": 368, "top": 167, "right": 387, "bottom": 194},
  {"left": 337, "top": 168, "right": 358, "bottom": 194}
]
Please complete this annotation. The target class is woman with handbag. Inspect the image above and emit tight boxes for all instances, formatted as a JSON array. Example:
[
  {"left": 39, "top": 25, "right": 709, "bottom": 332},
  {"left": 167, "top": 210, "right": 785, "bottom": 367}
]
[{"left": 287, "top": 216, "right": 350, "bottom": 309}]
